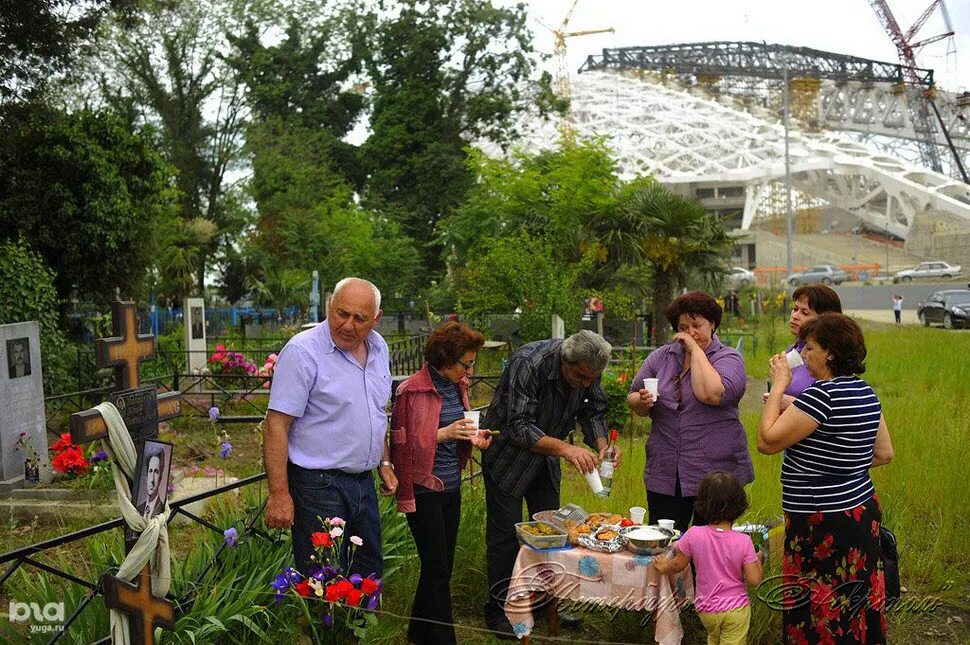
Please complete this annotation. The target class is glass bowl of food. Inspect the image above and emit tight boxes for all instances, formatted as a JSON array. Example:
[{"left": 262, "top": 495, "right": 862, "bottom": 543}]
[{"left": 515, "top": 521, "right": 569, "bottom": 550}]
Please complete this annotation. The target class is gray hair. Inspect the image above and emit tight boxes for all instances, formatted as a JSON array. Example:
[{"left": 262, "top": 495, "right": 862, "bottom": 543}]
[
  {"left": 561, "top": 330, "right": 611, "bottom": 372},
  {"left": 332, "top": 277, "right": 382, "bottom": 315}
]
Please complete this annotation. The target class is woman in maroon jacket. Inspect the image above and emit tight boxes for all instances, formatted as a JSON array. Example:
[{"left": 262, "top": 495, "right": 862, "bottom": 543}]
[{"left": 389, "top": 322, "right": 492, "bottom": 645}]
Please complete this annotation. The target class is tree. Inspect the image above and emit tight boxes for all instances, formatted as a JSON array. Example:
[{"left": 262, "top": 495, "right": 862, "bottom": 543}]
[
  {"left": 439, "top": 140, "right": 622, "bottom": 269},
  {"left": 0, "top": 0, "right": 140, "bottom": 100},
  {"left": 81, "top": 0, "right": 254, "bottom": 293},
  {"left": 621, "top": 182, "right": 735, "bottom": 344},
  {"left": 0, "top": 102, "right": 178, "bottom": 305},
  {"left": 453, "top": 233, "right": 595, "bottom": 343},
  {"left": 0, "top": 238, "right": 71, "bottom": 392},
  {"left": 363, "top": 0, "right": 542, "bottom": 274}
]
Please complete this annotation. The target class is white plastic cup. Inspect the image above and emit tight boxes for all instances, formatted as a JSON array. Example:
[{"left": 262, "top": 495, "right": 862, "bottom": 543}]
[
  {"left": 630, "top": 506, "right": 646, "bottom": 525},
  {"left": 785, "top": 349, "right": 804, "bottom": 369},
  {"left": 463, "top": 410, "right": 480, "bottom": 428},
  {"left": 658, "top": 518, "right": 676, "bottom": 532},
  {"left": 643, "top": 378, "right": 659, "bottom": 398},
  {"left": 583, "top": 469, "right": 604, "bottom": 495}
]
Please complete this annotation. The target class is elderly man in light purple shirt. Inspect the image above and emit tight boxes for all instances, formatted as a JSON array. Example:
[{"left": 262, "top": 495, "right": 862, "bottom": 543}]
[{"left": 263, "top": 277, "right": 396, "bottom": 577}]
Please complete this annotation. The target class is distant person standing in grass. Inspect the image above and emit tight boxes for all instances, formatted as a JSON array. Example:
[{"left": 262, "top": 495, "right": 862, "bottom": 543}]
[
  {"left": 892, "top": 294, "right": 904, "bottom": 324},
  {"left": 759, "top": 313, "right": 894, "bottom": 644}
]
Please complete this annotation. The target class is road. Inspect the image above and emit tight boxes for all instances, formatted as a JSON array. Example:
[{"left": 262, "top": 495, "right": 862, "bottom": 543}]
[{"left": 833, "top": 281, "right": 969, "bottom": 313}]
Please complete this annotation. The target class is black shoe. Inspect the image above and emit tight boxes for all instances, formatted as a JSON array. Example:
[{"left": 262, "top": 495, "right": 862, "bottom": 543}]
[
  {"left": 485, "top": 615, "right": 518, "bottom": 641},
  {"left": 559, "top": 610, "right": 584, "bottom": 629}
]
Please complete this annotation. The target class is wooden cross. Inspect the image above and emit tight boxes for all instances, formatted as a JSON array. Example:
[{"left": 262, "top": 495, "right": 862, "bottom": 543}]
[
  {"left": 68, "top": 301, "right": 183, "bottom": 644},
  {"left": 101, "top": 565, "right": 175, "bottom": 645},
  {"left": 70, "top": 301, "right": 181, "bottom": 444}
]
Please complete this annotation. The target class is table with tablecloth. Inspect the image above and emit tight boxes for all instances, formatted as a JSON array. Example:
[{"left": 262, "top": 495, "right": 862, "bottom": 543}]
[{"left": 504, "top": 544, "right": 695, "bottom": 643}]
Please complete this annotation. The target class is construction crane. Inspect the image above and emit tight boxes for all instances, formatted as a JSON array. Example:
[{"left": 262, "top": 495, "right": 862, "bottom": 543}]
[
  {"left": 868, "top": 0, "right": 967, "bottom": 180},
  {"left": 543, "top": 0, "right": 614, "bottom": 139}
]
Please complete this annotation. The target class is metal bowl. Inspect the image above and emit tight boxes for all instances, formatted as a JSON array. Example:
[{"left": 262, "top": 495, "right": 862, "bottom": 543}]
[{"left": 620, "top": 526, "right": 678, "bottom": 555}]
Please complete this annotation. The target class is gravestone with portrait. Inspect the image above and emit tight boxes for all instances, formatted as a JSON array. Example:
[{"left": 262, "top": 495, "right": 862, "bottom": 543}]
[
  {"left": 0, "top": 321, "right": 51, "bottom": 489},
  {"left": 184, "top": 297, "right": 207, "bottom": 375},
  {"left": 69, "top": 301, "right": 181, "bottom": 644}
]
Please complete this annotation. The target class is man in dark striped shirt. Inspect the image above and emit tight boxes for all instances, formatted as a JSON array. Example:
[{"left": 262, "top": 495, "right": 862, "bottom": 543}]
[{"left": 481, "top": 330, "right": 618, "bottom": 636}]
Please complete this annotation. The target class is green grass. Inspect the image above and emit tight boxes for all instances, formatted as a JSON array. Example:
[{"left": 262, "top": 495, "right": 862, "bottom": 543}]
[{"left": 5, "top": 320, "right": 968, "bottom": 642}]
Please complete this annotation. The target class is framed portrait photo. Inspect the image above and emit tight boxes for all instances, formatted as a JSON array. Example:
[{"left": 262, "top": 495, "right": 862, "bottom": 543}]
[{"left": 129, "top": 439, "right": 173, "bottom": 527}]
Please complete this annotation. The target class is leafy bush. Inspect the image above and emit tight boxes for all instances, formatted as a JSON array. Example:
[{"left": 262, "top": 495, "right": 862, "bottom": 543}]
[{"left": 0, "top": 237, "right": 73, "bottom": 392}]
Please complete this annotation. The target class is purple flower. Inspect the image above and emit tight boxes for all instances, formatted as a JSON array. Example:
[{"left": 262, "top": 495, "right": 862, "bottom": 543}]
[
  {"left": 323, "top": 614, "right": 333, "bottom": 628},
  {"left": 366, "top": 595, "right": 379, "bottom": 610},
  {"left": 271, "top": 573, "right": 291, "bottom": 603},
  {"left": 220, "top": 441, "right": 232, "bottom": 459},
  {"left": 90, "top": 450, "right": 108, "bottom": 463},
  {"left": 224, "top": 527, "right": 238, "bottom": 548},
  {"left": 208, "top": 406, "right": 220, "bottom": 422},
  {"left": 349, "top": 573, "right": 363, "bottom": 586}
]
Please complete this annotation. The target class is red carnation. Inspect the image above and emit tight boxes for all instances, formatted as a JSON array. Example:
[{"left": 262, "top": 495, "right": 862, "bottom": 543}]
[
  {"left": 345, "top": 589, "right": 363, "bottom": 607},
  {"left": 294, "top": 580, "right": 312, "bottom": 597},
  {"left": 360, "top": 578, "right": 379, "bottom": 595},
  {"left": 324, "top": 583, "right": 342, "bottom": 603},
  {"left": 335, "top": 579, "right": 354, "bottom": 599},
  {"left": 311, "top": 531, "right": 333, "bottom": 548}
]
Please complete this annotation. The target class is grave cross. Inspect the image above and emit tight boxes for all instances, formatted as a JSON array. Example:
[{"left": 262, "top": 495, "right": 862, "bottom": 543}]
[
  {"left": 101, "top": 566, "right": 175, "bottom": 645},
  {"left": 70, "top": 301, "right": 181, "bottom": 444},
  {"left": 68, "top": 300, "right": 182, "bottom": 644}
]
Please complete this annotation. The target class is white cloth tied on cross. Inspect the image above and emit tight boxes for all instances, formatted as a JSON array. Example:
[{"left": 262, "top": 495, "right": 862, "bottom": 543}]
[{"left": 96, "top": 402, "right": 172, "bottom": 645}]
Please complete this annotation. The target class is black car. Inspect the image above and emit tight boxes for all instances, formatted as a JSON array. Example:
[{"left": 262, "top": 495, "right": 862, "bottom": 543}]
[{"left": 917, "top": 289, "right": 970, "bottom": 329}]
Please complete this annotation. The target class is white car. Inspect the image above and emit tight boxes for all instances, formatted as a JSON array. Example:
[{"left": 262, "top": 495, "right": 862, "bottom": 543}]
[
  {"left": 725, "top": 266, "right": 756, "bottom": 288},
  {"left": 894, "top": 261, "right": 963, "bottom": 281}
]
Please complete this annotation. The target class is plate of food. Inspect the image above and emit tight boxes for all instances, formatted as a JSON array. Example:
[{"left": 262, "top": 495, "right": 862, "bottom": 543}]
[
  {"left": 577, "top": 524, "right": 627, "bottom": 553},
  {"left": 563, "top": 512, "right": 623, "bottom": 545}
]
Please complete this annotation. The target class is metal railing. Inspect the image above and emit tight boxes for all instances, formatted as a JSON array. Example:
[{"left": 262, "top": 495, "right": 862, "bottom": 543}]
[{"left": 0, "top": 474, "right": 271, "bottom": 645}]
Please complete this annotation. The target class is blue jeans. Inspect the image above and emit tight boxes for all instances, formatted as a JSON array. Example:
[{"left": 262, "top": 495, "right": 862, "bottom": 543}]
[{"left": 288, "top": 462, "right": 383, "bottom": 578}]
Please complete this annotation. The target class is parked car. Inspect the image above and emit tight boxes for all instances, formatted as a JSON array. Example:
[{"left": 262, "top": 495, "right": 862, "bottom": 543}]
[
  {"left": 917, "top": 289, "right": 970, "bottom": 329},
  {"left": 895, "top": 261, "right": 963, "bottom": 281},
  {"left": 786, "top": 265, "right": 849, "bottom": 286},
  {"left": 725, "top": 266, "right": 756, "bottom": 288}
]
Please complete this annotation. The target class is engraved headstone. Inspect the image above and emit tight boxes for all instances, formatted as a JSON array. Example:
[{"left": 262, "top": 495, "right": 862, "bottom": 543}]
[
  {"left": 0, "top": 322, "right": 51, "bottom": 487},
  {"left": 109, "top": 386, "right": 161, "bottom": 445},
  {"left": 184, "top": 297, "right": 207, "bottom": 374}
]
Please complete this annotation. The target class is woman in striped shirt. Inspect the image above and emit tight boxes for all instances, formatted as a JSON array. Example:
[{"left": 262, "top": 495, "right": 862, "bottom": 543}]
[{"left": 758, "top": 313, "right": 894, "bottom": 644}]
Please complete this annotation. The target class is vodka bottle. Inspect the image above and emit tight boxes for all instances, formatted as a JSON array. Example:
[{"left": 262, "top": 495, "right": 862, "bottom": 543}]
[{"left": 598, "top": 429, "right": 619, "bottom": 498}]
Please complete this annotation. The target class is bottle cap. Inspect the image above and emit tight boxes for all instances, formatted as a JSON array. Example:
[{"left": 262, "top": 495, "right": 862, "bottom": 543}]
[{"left": 609, "top": 429, "right": 618, "bottom": 442}]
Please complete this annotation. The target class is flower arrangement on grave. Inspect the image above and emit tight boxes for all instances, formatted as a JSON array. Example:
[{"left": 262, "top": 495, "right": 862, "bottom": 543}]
[
  {"left": 16, "top": 432, "right": 41, "bottom": 482},
  {"left": 270, "top": 516, "right": 382, "bottom": 640},
  {"left": 207, "top": 345, "right": 258, "bottom": 387},
  {"left": 49, "top": 432, "right": 88, "bottom": 476},
  {"left": 258, "top": 353, "right": 278, "bottom": 388}
]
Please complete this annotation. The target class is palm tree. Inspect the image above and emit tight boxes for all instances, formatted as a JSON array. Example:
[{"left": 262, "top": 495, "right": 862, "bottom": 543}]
[
  {"left": 245, "top": 265, "right": 310, "bottom": 324},
  {"left": 591, "top": 181, "right": 733, "bottom": 344}
]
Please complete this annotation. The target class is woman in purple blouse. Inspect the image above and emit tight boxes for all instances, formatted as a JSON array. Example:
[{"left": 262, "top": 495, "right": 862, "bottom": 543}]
[
  {"left": 768, "top": 284, "right": 842, "bottom": 409},
  {"left": 626, "top": 292, "right": 754, "bottom": 532}
]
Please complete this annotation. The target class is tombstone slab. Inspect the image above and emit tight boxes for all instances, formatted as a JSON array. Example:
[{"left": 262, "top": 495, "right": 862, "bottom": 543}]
[
  {"left": 184, "top": 297, "right": 207, "bottom": 375},
  {"left": 0, "top": 322, "right": 51, "bottom": 489}
]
